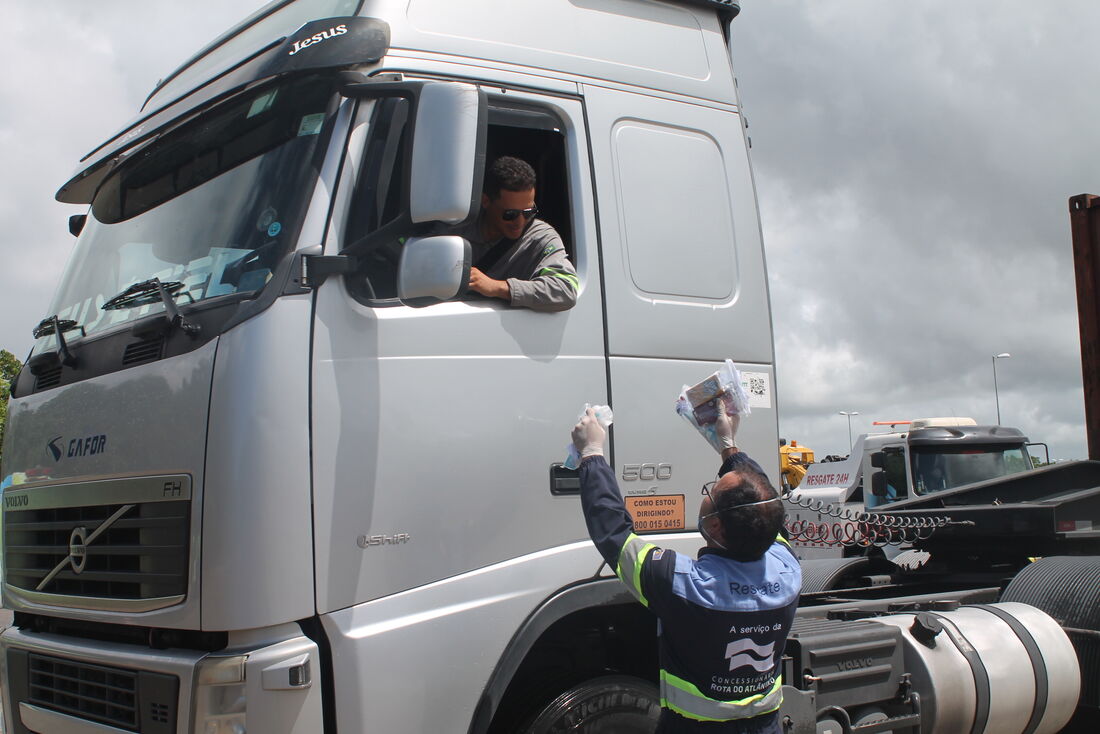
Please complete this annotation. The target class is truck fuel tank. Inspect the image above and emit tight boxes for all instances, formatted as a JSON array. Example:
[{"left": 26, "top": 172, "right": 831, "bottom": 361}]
[{"left": 782, "top": 602, "right": 1080, "bottom": 734}]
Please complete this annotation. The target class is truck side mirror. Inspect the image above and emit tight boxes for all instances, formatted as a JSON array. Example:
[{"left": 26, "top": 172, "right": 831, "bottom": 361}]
[
  {"left": 69, "top": 214, "right": 87, "bottom": 237},
  {"left": 870, "top": 451, "right": 885, "bottom": 469},
  {"left": 409, "top": 82, "right": 487, "bottom": 225},
  {"left": 870, "top": 471, "right": 888, "bottom": 498},
  {"left": 397, "top": 235, "right": 471, "bottom": 306}
]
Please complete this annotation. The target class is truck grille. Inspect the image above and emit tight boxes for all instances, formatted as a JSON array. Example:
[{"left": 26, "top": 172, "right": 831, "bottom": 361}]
[
  {"left": 6, "top": 649, "right": 179, "bottom": 733},
  {"left": 30, "top": 653, "right": 139, "bottom": 729},
  {"left": 4, "top": 500, "right": 190, "bottom": 604}
]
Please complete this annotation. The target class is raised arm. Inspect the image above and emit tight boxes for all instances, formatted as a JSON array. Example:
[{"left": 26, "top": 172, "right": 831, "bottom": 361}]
[{"left": 572, "top": 409, "right": 631, "bottom": 565}]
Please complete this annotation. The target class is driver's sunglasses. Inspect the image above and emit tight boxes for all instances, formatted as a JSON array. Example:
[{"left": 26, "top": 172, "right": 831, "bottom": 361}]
[{"left": 501, "top": 206, "right": 538, "bottom": 222}]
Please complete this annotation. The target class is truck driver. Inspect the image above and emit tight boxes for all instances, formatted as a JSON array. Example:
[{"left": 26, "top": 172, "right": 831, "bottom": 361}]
[{"left": 447, "top": 156, "right": 578, "bottom": 312}]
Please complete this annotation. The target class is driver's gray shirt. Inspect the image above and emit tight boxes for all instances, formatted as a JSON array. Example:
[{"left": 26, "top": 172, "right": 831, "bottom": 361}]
[{"left": 447, "top": 217, "right": 578, "bottom": 312}]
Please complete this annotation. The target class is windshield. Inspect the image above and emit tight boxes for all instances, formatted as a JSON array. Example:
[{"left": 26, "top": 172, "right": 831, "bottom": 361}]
[
  {"left": 36, "top": 74, "right": 339, "bottom": 353},
  {"left": 911, "top": 445, "right": 1032, "bottom": 493}
]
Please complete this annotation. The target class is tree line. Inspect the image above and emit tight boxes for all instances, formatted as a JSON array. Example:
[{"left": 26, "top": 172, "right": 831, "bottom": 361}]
[{"left": 1, "top": 349, "right": 22, "bottom": 467}]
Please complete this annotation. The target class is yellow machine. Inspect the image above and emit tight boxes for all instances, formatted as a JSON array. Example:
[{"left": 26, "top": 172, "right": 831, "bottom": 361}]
[{"left": 780, "top": 439, "right": 815, "bottom": 490}]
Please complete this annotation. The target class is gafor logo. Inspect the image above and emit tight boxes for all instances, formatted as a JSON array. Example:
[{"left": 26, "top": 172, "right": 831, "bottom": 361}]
[{"left": 45, "top": 433, "right": 108, "bottom": 463}]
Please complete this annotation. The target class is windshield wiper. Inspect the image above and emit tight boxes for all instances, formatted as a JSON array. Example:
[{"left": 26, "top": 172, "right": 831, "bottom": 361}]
[
  {"left": 102, "top": 278, "right": 201, "bottom": 335},
  {"left": 32, "top": 316, "right": 85, "bottom": 340},
  {"left": 29, "top": 315, "right": 82, "bottom": 370}
]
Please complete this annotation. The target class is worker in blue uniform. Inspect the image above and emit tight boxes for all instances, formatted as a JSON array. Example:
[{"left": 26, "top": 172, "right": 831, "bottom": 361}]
[{"left": 571, "top": 405, "right": 801, "bottom": 733}]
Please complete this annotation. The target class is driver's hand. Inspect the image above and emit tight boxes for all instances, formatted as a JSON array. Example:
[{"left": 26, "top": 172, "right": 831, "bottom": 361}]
[
  {"left": 468, "top": 267, "right": 510, "bottom": 300},
  {"left": 572, "top": 408, "right": 607, "bottom": 459}
]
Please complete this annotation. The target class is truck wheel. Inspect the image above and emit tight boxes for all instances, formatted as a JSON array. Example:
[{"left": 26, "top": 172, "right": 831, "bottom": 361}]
[
  {"left": 520, "top": 674, "right": 660, "bottom": 733},
  {"left": 1001, "top": 555, "right": 1100, "bottom": 710}
]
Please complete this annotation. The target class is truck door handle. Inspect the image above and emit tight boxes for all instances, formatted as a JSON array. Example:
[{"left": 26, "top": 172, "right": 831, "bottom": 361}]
[{"left": 549, "top": 463, "right": 580, "bottom": 495}]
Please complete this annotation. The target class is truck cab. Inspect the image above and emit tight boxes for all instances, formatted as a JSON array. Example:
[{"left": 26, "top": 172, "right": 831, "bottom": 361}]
[
  {"left": 787, "top": 418, "right": 1037, "bottom": 559},
  {"left": 0, "top": 1, "right": 778, "bottom": 732}
]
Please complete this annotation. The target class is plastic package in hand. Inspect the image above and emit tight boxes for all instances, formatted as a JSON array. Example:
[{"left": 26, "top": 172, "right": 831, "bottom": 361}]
[{"left": 675, "top": 360, "right": 750, "bottom": 454}]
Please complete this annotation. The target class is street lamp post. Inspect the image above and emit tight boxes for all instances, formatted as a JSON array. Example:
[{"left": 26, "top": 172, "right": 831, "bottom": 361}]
[
  {"left": 838, "top": 411, "right": 860, "bottom": 450},
  {"left": 992, "top": 353, "right": 1011, "bottom": 425}
]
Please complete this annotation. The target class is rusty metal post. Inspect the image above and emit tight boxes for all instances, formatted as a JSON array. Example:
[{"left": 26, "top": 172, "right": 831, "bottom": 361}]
[{"left": 1070, "top": 194, "right": 1100, "bottom": 459}]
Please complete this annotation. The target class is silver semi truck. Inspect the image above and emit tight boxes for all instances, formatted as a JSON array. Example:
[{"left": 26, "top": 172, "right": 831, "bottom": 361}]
[{"left": 1, "top": 2, "right": 1096, "bottom": 733}]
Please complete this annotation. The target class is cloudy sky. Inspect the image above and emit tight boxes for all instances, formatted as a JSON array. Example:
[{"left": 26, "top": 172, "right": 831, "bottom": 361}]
[{"left": 2, "top": 1, "right": 1096, "bottom": 460}]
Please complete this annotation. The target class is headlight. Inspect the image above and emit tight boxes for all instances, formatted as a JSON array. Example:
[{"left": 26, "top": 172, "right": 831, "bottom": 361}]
[{"left": 195, "top": 654, "right": 247, "bottom": 734}]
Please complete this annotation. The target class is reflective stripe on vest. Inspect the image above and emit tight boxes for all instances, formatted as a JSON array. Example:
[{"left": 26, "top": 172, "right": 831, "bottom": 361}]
[
  {"left": 616, "top": 533, "right": 657, "bottom": 607},
  {"left": 660, "top": 670, "right": 783, "bottom": 722}
]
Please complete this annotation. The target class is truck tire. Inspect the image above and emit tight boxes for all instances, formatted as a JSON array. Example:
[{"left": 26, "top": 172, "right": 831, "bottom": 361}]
[
  {"left": 520, "top": 675, "right": 661, "bottom": 733},
  {"left": 1001, "top": 556, "right": 1100, "bottom": 710}
]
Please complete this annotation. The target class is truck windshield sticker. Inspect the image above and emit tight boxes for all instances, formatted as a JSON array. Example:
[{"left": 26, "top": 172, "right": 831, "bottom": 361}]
[
  {"left": 297, "top": 113, "right": 326, "bottom": 136},
  {"left": 626, "top": 495, "right": 685, "bottom": 532},
  {"left": 247, "top": 90, "right": 278, "bottom": 119}
]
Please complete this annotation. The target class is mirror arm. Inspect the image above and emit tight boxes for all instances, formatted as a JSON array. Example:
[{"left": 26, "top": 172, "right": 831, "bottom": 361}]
[
  {"left": 69, "top": 214, "right": 87, "bottom": 237},
  {"left": 304, "top": 254, "right": 355, "bottom": 289},
  {"left": 338, "top": 80, "right": 425, "bottom": 100},
  {"left": 339, "top": 215, "right": 435, "bottom": 260}
]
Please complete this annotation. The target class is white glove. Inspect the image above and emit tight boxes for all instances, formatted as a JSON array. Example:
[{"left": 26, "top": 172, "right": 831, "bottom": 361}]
[
  {"left": 715, "top": 402, "right": 740, "bottom": 453},
  {"left": 571, "top": 407, "right": 607, "bottom": 459}
]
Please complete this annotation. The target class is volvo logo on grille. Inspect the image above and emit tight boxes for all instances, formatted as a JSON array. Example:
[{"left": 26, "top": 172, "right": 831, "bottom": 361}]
[
  {"left": 36, "top": 504, "right": 135, "bottom": 592},
  {"left": 3, "top": 494, "right": 29, "bottom": 509},
  {"left": 68, "top": 527, "right": 88, "bottom": 574}
]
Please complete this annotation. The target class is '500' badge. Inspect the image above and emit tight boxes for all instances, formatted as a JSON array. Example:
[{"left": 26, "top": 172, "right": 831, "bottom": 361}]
[{"left": 622, "top": 463, "right": 672, "bottom": 481}]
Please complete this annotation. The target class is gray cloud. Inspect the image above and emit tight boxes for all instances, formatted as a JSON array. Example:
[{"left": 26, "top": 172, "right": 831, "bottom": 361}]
[
  {"left": 0, "top": 2, "right": 262, "bottom": 359},
  {"left": 732, "top": 0, "right": 1097, "bottom": 459}
]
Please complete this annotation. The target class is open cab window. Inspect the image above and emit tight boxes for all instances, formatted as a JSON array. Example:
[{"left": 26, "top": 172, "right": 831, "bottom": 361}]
[{"left": 342, "top": 94, "right": 573, "bottom": 306}]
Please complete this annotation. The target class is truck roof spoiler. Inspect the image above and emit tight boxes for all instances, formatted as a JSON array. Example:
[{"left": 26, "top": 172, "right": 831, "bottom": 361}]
[{"left": 55, "top": 17, "right": 391, "bottom": 205}]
